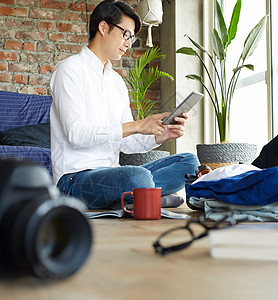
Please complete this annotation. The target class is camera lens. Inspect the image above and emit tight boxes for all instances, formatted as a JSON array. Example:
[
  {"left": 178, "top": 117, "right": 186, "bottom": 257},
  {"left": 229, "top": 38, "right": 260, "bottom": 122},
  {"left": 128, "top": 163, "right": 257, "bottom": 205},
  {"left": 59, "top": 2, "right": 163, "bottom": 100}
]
[
  {"left": 0, "top": 160, "right": 92, "bottom": 279},
  {"left": 6, "top": 196, "right": 92, "bottom": 279},
  {"left": 38, "top": 217, "right": 71, "bottom": 260}
]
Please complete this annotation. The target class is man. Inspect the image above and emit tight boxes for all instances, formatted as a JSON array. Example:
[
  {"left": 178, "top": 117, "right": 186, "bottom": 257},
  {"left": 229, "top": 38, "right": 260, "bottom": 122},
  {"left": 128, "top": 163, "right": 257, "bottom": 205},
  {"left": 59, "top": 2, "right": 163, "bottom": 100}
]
[{"left": 50, "top": 0, "right": 199, "bottom": 209}]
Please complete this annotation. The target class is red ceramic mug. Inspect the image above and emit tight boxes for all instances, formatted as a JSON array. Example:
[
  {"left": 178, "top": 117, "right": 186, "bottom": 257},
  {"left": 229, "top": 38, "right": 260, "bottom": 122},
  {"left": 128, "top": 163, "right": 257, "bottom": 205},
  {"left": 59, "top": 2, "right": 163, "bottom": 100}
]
[{"left": 121, "top": 188, "right": 161, "bottom": 220}]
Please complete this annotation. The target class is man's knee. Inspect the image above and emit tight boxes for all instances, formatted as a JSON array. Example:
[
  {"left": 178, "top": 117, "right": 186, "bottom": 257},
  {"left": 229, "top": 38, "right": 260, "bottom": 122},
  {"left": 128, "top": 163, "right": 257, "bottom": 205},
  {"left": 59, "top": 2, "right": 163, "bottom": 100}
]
[
  {"left": 178, "top": 153, "right": 200, "bottom": 174},
  {"left": 120, "top": 166, "right": 155, "bottom": 189},
  {"left": 185, "top": 153, "right": 199, "bottom": 165}
]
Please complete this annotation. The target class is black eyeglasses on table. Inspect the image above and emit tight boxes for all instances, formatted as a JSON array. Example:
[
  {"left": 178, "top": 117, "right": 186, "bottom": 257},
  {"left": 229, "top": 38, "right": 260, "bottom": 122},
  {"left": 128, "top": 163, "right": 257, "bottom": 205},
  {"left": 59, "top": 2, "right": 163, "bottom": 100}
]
[
  {"left": 110, "top": 22, "right": 136, "bottom": 45},
  {"left": 153, "top": 212, "right": 238, "bottom": 256}
]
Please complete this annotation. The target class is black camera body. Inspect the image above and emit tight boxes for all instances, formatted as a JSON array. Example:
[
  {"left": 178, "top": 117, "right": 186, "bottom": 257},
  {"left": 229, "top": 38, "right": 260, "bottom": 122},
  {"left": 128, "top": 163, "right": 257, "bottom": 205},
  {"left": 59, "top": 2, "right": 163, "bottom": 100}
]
[{"left": 0, "top": 159, "right": 92, "bottom": 279}]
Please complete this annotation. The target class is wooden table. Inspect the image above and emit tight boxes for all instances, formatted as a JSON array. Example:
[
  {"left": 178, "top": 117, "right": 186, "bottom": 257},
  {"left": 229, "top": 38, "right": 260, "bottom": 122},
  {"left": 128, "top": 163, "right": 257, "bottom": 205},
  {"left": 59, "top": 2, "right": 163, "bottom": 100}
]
[{"left": 0, "top": 207, "right": 277, "bottom": 300}]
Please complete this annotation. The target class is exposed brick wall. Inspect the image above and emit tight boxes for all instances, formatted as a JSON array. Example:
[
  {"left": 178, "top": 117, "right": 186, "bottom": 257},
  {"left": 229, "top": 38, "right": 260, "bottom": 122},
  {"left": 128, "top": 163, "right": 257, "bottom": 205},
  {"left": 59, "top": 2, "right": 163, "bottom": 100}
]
[{"left": 0, "top": 0, "right": 160, "bottom": 104}]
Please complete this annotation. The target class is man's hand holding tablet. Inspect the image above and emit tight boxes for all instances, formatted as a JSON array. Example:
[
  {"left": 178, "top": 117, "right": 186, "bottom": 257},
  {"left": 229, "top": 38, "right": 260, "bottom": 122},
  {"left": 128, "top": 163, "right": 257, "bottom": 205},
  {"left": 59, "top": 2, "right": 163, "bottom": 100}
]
[{"left": 162, "top": 91, "right": 204, "bottom": 125}]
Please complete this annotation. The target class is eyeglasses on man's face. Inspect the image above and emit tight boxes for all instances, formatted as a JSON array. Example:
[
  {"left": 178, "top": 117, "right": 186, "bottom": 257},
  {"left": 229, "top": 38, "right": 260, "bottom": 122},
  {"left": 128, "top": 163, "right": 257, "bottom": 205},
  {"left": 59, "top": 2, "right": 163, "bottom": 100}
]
[
  {"left": 110, "top": 22, "right": 137, "bottom": 45},
  {"left": 153, "top": 212, "right": 238, "bottom": 256}
]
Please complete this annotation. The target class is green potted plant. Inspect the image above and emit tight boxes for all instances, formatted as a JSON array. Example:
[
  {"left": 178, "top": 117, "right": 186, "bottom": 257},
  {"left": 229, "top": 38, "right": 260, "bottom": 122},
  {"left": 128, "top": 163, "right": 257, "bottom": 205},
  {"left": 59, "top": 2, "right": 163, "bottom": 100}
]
[
  {"left": 127, "top": 46, "right": 174, "bottom": 120},
  {"left": 119, "top": 46, "right": 174, "bottom": 166},
  {"left": 176, "top": 0, "right": 267, "bottom": 168}
]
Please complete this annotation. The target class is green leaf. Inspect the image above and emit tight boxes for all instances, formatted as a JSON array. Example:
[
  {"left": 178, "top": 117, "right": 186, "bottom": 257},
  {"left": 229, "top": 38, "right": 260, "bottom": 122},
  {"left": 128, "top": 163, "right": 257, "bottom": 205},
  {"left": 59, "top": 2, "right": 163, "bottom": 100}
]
[
  {"left": 185, "top": 35, "right": 212, "bottom": 57},
  {"left": 140, "top": 47, "right": 165, "bottom": 70},
  {"left": 185, "top": 74, "right": 203, "bottom": 82},
  {"left": 176, "top": 47, "right": 198, "bottom": 56},
  {"left": 215, "top": 0, "right": 228, "bottom": 48},
  {"left": 241, "top": 16, "right": 267, "bottom": 61},
  {"left": 127, "top": 46, "right": 166, "bottom": 91},
  {"left": 227, "top": 0, "right": 241, "bottom": 46},
  {"left": 212, "top": 29, "right": 225, "bottom": 61},
  {"left": 139, "top": 66, "right": 174, "bottom": 96},
  {"left": 233, "top": 64, "right": 254, "bottom": 73},
  {"left": 140, "top": 98, "right": 158, "bottom": 118}
]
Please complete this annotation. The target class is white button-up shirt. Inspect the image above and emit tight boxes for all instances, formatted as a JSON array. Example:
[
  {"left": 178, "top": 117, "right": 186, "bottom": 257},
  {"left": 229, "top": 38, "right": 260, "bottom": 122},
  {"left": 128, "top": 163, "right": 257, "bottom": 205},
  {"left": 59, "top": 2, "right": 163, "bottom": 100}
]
[{"left": 50, "top": 46, "right": 158, "bottom": 185}]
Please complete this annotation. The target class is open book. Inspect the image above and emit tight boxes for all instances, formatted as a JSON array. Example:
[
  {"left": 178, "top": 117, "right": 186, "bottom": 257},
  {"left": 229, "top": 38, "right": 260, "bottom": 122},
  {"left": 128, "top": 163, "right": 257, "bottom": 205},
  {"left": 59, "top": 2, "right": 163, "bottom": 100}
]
[{"left": 85, "top": 208, "right": 190, "bottom": 220}]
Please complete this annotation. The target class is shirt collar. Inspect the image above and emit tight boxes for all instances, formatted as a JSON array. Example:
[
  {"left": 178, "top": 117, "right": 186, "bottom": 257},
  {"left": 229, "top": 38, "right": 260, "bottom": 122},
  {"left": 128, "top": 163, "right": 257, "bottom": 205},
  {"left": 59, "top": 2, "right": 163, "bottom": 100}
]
[{"left": 82, "top": 46, "right": 112, "bottom": 75}]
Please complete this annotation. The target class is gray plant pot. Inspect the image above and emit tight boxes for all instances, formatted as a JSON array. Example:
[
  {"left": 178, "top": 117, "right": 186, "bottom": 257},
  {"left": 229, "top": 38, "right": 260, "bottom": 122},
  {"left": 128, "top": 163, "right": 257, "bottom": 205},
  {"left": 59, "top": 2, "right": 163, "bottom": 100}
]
[
  {"left": 119, "top": 150, "right": 170, "bottom": 166},
  {"left": 197, "top": 143, "right": 257, "bottom": 169}
]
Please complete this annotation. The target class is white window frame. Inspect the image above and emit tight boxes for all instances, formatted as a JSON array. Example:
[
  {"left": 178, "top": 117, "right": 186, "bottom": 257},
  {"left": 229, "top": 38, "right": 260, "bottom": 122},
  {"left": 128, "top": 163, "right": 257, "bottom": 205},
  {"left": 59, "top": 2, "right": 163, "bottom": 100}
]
[
  {"left": 203, "top": 0, "right": 216, "bottom": 144},
  {"left": 269, "top": 0, "right": 278, "bottom": 136}
]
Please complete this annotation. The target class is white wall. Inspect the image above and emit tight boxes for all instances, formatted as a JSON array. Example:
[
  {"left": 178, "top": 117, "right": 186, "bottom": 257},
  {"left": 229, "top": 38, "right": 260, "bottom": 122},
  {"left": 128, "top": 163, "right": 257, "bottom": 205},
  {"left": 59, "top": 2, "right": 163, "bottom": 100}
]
[{"left": 160, "top": 0, "right": 204, "bottom": 156}]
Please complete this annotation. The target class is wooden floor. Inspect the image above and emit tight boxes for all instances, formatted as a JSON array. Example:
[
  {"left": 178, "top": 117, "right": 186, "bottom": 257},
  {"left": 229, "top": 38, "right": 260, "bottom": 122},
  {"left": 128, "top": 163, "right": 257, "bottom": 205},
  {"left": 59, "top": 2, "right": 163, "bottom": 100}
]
[{"left": 1, "top": 205, "right": 278, "bottom": 300}]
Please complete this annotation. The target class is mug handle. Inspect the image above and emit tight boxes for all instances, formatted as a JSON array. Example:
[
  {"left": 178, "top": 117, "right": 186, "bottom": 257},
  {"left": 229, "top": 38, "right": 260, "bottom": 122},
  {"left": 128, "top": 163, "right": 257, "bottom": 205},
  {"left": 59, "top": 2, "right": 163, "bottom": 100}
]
[{"left": 121, "top": 192, "right": 134, "bottom": 214}]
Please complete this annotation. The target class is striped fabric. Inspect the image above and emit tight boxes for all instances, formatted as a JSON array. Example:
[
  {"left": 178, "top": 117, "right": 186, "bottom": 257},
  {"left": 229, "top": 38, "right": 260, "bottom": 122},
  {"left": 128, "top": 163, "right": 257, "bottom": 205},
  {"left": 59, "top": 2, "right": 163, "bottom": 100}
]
[
  {"left": 0, "top": 90, "right": 52, "bottom": 131},
  {"left": 0, "top": 145, "right": 52, "bottom": 175},
  {"left": 0, "top": 91, "right": 53, "bottom": 176}
]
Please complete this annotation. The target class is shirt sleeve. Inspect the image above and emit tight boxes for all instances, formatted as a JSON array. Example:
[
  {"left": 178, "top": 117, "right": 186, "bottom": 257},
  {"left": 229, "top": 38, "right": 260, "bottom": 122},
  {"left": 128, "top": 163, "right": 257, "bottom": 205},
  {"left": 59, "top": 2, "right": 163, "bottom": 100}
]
[
  {"left": 120, "top": 134, "right": 159, "bottom": 154},
  {"left": 50, "top": 60, "right": 122, "bottom": 148}
]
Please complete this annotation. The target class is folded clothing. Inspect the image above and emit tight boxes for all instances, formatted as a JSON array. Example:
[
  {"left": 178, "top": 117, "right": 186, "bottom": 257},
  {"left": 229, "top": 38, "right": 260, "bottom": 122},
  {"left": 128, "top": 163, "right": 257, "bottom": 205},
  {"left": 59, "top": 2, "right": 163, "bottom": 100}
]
[
  {"left": 188, "top": 197, "right": 278, "bottom": 222},
  {"left": 186, "top": 166, "right": 278, "bottom": 206},
  {"left": 192, "top": 164, "right": 260, "bottom": 184}
]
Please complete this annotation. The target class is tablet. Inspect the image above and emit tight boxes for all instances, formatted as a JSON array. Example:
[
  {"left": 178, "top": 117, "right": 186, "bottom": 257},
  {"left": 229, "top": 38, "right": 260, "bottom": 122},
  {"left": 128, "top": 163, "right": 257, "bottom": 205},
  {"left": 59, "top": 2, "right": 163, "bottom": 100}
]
[{"left": 162, "top": 91, "right": 204, "bottom": 125}]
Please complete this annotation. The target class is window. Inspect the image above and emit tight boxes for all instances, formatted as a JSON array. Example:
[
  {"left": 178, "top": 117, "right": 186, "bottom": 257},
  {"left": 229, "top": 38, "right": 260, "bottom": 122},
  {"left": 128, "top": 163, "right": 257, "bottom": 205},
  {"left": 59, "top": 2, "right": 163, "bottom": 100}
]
[{"left": 221, "top": 0, "right": 270, "bottom": 152}]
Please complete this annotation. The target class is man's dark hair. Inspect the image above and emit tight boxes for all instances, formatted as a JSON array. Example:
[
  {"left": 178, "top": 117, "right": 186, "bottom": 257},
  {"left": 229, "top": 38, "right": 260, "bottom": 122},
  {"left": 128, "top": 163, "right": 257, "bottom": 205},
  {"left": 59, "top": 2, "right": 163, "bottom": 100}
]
[{"left": 89, "top": 0, "right": 141, "bottom": 41}]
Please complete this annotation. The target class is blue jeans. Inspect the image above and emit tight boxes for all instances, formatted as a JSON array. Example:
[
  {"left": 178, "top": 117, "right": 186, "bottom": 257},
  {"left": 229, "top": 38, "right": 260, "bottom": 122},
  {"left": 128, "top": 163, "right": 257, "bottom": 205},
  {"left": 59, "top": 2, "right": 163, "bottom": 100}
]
[{"left": 57, "top": 153, "right": 199, "bottom": 209}]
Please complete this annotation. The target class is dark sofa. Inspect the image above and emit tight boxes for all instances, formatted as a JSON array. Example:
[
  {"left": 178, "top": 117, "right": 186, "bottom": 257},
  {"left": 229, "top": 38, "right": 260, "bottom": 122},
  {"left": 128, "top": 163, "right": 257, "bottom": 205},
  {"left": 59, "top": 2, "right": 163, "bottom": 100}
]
[{"left": 0, "top": 90, "right": 52, "bottom": 176}]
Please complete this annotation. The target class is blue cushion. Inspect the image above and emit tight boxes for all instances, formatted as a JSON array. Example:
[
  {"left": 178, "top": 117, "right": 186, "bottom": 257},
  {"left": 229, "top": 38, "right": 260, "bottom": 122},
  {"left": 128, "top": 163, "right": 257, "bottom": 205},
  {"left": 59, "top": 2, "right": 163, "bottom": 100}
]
[
  {"left": 0, "top": 145, "right": 52, "bottom": 176},
  {"left": 0, "top": 90, "right": 52, "bottom": 131}
]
